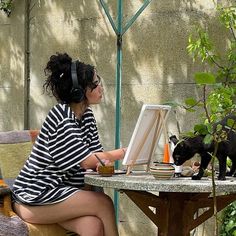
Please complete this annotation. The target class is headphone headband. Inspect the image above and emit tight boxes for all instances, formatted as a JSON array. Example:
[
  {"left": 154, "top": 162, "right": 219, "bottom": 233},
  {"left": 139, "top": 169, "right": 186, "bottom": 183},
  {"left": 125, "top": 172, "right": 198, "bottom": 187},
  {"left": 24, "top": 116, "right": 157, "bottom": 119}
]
[{"left": 71, "top": 61, "right": 79, "bottom": 89}]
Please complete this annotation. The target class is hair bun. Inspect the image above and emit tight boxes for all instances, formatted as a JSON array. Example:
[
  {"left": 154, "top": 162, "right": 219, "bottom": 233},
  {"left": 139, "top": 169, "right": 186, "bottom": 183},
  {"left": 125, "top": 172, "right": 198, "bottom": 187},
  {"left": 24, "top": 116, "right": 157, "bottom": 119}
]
[{"left": 46, "top": 52, "right": 72, "bottom": 79}]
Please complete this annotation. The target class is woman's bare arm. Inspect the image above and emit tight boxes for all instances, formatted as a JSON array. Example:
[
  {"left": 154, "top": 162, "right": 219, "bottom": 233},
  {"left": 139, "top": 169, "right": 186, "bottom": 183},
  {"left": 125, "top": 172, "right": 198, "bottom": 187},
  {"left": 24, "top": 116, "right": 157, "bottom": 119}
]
[{"left": 80, "top": 148, "right": 127, "bottom": 169}]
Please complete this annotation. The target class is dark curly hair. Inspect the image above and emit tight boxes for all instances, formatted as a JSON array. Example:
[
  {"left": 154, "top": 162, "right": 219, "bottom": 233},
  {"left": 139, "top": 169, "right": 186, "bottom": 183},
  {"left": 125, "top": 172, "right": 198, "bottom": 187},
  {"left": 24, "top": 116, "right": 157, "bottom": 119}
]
[{"left": 43, "top": 52, "right": 96, "bottom": 103}]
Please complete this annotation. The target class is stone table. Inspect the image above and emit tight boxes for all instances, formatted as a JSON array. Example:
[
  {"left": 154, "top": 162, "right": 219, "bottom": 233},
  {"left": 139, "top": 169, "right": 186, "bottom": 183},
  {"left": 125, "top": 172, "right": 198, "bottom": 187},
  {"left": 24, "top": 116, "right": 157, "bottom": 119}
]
[{"left": 85, "top": 171, "right": 236, "bottom": 236}]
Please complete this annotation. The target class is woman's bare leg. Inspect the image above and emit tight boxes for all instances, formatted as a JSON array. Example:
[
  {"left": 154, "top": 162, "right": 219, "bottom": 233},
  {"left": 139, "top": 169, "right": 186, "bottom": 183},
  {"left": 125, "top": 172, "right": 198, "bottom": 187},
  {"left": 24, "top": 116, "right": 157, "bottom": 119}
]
[
  {"left": 59, "top": 216, "right": 104, "bottom": 236},
  {"left": 14, "top": 191, "right": 118, "bottom": 236}
]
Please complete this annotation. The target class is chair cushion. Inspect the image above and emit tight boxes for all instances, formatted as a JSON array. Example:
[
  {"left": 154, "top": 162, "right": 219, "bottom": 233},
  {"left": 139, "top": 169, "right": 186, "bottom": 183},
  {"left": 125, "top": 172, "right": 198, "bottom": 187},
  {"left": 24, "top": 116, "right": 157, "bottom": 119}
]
[
  {"left": 0, "top": 130, "right": 38, "bottom": 179},
  {"left": 0, "top": 130, "right": 38, "bottom": 144},
  {"left": 0, "top": 142, "right": 32, "bottom": 179}
]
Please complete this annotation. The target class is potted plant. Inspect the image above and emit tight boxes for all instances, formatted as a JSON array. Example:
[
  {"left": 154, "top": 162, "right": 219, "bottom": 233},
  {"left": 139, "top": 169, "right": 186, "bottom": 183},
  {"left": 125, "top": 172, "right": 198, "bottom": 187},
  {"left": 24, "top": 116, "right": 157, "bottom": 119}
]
[{"left": 168, "top": 5, "right": 236, "bottom": 235}]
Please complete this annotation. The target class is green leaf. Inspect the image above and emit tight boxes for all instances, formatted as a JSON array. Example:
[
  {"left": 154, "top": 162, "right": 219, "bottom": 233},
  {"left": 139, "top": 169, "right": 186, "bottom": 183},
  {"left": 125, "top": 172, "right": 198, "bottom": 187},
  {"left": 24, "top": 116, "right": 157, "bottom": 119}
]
[
  {"left": 227, "top": 118, "right": 236, "bottom": 130},
  {"left": 225, "top": 220, "right": 236, "bottom": 232},
  {"left": 221, "top": 202, "right": 236, "bottom": 235},
  {"left": 216, "top": 124, "right": 222, "bottom": 132},
  {"left": 185, "top": 108, "right": 196, "bottom": 112},
  {"left": 194, "top": 72, "right": 216, "bottom": 85},
  {"left": 194, "top": 124, "right": 208, "bottom": 135},
  {"left": 203, "top": 134, "right": 213, "bottom": 144},
  {"left": 227, "top": 157, "right": 232, "bottom": 168},
  {"left": 230, "top": 210, "right": 236, "bottom": 216},
  {"left": 184, "top": 97, "right": 198, "bottom": 106},
  {"left": 206, "top": 123, "right": 213, "bottom": 133},
  {"left": 0, "top": 0, "right": 13, "bottom": 16}
]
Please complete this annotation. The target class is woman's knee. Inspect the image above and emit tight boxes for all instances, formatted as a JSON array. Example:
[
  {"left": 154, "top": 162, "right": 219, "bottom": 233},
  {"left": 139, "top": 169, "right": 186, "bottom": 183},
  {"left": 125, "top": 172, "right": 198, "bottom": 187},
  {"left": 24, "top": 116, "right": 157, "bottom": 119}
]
[
  {"left": 96, "top": 192, "right": 114, "bottom": 209},
  {"left": 89, "top": 216, "right": 104, "bottom": 236},
  {"left": 60, "top": 216, "right": 104, "bottom": 236}
]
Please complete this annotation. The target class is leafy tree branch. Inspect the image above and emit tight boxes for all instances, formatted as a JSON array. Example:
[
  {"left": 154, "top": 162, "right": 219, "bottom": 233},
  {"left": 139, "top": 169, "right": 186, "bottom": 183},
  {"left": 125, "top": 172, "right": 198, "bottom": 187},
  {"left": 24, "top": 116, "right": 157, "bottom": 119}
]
[{"left": 0, "top": 0, "right": 13, "bottom": 16}]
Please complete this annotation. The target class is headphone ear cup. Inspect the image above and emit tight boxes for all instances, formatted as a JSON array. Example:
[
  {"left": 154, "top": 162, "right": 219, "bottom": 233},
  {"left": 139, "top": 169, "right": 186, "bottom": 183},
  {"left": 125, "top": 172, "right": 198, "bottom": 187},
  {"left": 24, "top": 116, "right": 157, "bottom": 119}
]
[
  {"left": 70, "top": 87, "right": 85, "bottom": 103},
  {"left": 70, "top": 61, "right": 85, "bottom": 103}
]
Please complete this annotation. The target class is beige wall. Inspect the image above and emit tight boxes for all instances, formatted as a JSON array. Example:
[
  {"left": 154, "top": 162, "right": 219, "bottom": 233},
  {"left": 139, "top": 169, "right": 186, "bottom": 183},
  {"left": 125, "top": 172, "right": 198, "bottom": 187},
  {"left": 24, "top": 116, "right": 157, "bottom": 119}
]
[
  {"left": 0, "top": 0, "right": 230, "bottom": 143},
  {"left": 0, "top": 0, "right": 232, "bottom": 235}
]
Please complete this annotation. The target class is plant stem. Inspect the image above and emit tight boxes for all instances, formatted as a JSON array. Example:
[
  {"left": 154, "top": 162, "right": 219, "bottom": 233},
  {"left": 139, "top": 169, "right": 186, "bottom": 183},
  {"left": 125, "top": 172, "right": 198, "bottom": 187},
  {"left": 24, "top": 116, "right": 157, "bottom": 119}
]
[
  {"left": 203, "top": 85, "right": 211, "bottom": 122},
  {"left": 211, "top": 141, "right": 219, "bottom": 236}
]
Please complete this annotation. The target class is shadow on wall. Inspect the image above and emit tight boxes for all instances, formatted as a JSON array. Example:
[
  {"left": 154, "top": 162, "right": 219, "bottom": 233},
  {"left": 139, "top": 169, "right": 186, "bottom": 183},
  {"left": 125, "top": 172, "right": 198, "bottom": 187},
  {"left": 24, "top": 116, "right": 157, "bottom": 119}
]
[
  {"left": 0, "top": 0, "right": 230, "bottom": 143},
  {"left": 0, "top": 2, "right": 25, "bottom": 130},
  {"left": 0, "top": 1, "right": 233, "bottom": 148}
]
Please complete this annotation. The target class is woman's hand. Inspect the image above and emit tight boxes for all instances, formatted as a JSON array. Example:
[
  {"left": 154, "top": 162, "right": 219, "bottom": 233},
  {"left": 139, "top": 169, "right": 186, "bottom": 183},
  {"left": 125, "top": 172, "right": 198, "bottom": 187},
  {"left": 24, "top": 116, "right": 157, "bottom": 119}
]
[
  {"left": 96, "top": 159, "right": 113, "bottom": 171},
  {"left": 81, "top": 147, "right": 127, "bottom": 170},
  {"left": 121, "top": 147, "right": 127, "bottom": 159}
]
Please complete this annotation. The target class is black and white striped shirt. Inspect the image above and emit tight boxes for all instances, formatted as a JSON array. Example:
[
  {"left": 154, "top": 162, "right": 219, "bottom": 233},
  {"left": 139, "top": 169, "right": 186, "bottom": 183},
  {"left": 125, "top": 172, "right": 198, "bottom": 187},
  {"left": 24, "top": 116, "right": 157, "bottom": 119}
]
[{"left": 12, "top": 103, "right": 103, "bottom": 205}]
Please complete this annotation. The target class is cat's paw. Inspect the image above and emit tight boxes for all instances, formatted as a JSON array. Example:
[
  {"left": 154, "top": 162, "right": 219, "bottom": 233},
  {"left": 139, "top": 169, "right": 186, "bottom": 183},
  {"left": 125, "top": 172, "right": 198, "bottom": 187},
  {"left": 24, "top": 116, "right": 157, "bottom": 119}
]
[
  {"left": 218, "top": 176, "right": 226, "bottom": 180},
  {"left": 192, "top": 175, "right": 202, "bottom": 180}
]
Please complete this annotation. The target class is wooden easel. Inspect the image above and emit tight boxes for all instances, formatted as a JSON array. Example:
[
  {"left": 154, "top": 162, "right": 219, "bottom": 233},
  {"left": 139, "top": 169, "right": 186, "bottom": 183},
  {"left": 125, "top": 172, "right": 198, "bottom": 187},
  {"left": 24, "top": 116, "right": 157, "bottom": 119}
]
[{"left": 125, "top": 108, "right": 170, "bottom": 175}]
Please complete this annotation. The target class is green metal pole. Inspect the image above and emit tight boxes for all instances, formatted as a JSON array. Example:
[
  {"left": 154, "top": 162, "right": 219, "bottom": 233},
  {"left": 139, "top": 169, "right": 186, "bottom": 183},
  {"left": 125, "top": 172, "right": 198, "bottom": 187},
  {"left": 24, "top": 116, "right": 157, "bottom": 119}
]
[
  {"left": 122, "top": 0, "right": 152, "bottom": 34},
  {"left": 99, "top": 0, "right": 118, "bottom": 35},
  {"left": 115, "top": 3, "right": 122, "bottom": 153},
  {"left": 99, "top": 0, "right": 153, "bottom": 225},
  {"left": 114, "top": 0, "right": 123, "bottom": 224}
]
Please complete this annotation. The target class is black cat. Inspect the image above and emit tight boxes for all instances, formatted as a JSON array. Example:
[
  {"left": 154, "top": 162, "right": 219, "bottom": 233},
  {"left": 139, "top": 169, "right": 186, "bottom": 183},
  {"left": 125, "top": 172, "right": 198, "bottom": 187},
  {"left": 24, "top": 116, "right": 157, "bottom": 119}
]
[{"left": 170, "top": 115, "right": 236, "bottom": 180}]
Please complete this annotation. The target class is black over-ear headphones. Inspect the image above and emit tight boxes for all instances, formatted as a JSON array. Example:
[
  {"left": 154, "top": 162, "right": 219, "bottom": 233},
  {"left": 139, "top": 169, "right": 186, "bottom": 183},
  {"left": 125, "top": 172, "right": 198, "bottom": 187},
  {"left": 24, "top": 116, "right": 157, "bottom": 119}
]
[{"left": 70, "top": 61, "right": 85, "bottom": 103}]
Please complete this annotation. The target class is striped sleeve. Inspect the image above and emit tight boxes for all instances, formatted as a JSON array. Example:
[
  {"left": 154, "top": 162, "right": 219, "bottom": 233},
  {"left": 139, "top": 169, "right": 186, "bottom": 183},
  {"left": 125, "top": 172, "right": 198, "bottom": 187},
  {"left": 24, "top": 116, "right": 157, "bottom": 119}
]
[{"left": 46, "top": 105, "right": 92, "bottom": 170}]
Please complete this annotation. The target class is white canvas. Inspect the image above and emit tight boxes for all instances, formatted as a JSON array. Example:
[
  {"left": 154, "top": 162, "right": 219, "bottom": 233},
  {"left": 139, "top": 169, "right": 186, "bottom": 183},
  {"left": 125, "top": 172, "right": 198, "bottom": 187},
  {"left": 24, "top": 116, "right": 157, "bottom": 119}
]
[{"left": 122, "top": 104, "right": 171, "bottom": 171}]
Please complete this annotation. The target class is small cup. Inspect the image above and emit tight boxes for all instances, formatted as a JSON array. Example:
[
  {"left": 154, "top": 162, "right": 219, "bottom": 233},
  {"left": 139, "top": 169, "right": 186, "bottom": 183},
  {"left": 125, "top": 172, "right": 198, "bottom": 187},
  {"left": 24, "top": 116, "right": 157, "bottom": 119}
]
[{"left": 98, "top": 165, "right": 115, "bottom": 177}]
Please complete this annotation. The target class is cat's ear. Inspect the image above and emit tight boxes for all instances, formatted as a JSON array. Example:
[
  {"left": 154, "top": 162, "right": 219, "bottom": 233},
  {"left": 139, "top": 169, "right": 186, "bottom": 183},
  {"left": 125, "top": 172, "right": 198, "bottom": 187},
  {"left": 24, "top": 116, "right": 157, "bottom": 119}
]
[{"left": 169, "top": 135, "right": 179, "bottom": 145}]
